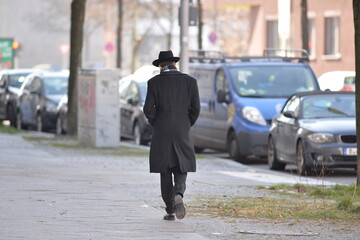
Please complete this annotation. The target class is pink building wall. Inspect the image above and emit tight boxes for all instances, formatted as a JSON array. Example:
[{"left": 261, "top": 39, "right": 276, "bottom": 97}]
[{"left": 201, "top": 0, "right": 355, "bottom": 76}]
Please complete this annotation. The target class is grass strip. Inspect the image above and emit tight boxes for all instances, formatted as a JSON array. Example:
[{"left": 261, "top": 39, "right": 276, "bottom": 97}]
[
  {"left": 189, "top": 184, "right": 360, "bottom": 220},
  {"left": 0, "top": 123, "right": 20, "bottom": 134}
]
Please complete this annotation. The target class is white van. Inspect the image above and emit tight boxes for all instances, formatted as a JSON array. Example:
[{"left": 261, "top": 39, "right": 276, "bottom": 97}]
[{"left": 318, "top": 71, "right": 355, "bottom": 91}]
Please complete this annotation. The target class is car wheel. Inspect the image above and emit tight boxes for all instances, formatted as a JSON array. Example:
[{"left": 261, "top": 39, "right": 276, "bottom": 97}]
[
  {"left": 268, "top": 136, "right": 286, "bottom": 170},
  {"left": 16, "top": 111, "right": 23, "bottom": 130},
  {"left": 228, "top": 131, "right": 246, "bottom": 163},
  {"left": 36, "top": 113, "right": 43, "bottom": 132},
  {"left": 296, "top": 140, "right": 312, "bottom": 176},
  {"left": 194, "top": 146, "right": 204, "bottom": 153},
  {"left": 134, "top": 123, "right": 147, "bottom": 145},
  {"left": 56, "top": 116, "right": 63, "bottom": 135},
  {"left": 7, "top": 105, "right": 16, "bottom": 128}
]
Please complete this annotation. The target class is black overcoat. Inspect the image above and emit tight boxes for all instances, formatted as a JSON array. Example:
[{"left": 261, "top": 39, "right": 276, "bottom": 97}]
[{"left": 143, "top": 70, "right": 200, "bottom": 173}]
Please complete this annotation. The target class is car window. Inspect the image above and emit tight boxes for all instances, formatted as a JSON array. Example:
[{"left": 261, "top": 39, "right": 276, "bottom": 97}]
[
  {"left": 138, "top": 81, "right": 147, "bottom": 104},
  {"left": 0, "top": 75, "right": 7, "bottom": 88},
  {"left": 119, "top": 79, "right": 131, "bottom": 100},
  {"left": 302, "top": 95, "right": 355, "bottom": 119},
  {"left": 215, "top": 69, "right": 229, "bottom": 93},
  {"left": 283, "top": 96, "right": 300, "bottom": 116},
  {"left": 229, "top": 66, "right": 317, "bottom": 97},
  {"left": 344, "top": 76, "right": 355, "bottom": 85},
  {"left": 190, "top": 68, "right": 216, "bottom": 99},
  {"left": 127, "top": 82, "right": 139, "bottom": 102},
  {"left": 23, "top": 77, "right": 32, "bottom": 91},
  {"left": 43, "top": 76, "right": 68, "bottom": 95},
  {"left": 29, "top": 77, "right": 42, "bottom": 92},
  {"left": 8, "top": 73, "right": 29, "bottom": 88}
]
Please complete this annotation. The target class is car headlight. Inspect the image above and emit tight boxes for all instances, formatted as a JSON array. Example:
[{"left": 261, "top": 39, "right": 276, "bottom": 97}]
[
  {"left": 242, "top": 106, "right": 266, "bottom": 126},
  {"left": 307, "top": 133, "right": 335, "bottom": 143}
]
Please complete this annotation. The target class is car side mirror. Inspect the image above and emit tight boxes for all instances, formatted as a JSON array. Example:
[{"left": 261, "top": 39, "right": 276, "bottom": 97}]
[
  {"left": 30, "top": 90, "right": 41, "bottom": 96},
  {"left": 217, "top": 89, "right": 229, "bottom": 104},
  {"left": 0, "top": 80, "right": 8, "bottom": 89},
  {"left": 127, "top": 98, "right": 138, "bottom": 106},
  {"left": 283, "top": 110, "right": 296, "bottom": 118}
]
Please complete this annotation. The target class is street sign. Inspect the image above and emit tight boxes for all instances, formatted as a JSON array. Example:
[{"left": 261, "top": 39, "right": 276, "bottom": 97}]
[
  {"left": 209, "top": 31, "right": 217, "bottom": 44},
  {"left": 0, "top": 38, "right": 14, "bottom": 69},
  {"left": 104, "top": 42, "right": 115, "bottom": 53}
]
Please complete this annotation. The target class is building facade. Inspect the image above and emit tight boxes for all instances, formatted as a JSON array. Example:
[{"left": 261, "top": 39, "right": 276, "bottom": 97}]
[
  {"left": 0, "top": 0, "right": 354, "bottom": 77},
  {"left": 201, "top": 0, "right": 354, "bottom": 76}
]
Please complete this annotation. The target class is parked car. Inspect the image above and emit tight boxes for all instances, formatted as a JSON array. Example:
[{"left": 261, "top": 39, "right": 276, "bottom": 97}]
[
  {"left": 17, "top": 71, "right": 69, "bottom": 131},
  {"left": 0, "top": 69, "right": 42, "bottom": 126},
  {"left": 318, "top": 71, "right": 355, "bottom": 92},
  {"left": 268, "top": 91, "right": 356, "bottom": 175},
  {"left": 119, "top": 66, "right": 158, "bottom": 145},
  {"left": 56, "top": 95, "right": 68, "bottom": 135},
  {"left": 188, "top": 49, "right": 320, "bottom": 163}
]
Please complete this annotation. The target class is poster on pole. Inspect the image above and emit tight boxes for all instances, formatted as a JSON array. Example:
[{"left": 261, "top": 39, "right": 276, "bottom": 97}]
[{"left": 0, "top": 38, "right": 14, "bottom": 69}]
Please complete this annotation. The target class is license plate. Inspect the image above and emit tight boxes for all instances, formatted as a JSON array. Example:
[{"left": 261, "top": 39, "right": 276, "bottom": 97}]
[{"left": 344, "top": 148, "right": 357, "bottom": 156}]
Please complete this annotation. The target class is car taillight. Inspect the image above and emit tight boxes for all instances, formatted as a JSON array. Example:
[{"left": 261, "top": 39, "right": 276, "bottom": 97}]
[{"left": 340, "top": 85, "right": 355, "bottom": 91}]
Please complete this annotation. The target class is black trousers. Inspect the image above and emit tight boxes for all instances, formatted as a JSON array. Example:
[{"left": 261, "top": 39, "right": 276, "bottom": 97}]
[{"left": 160, "top": 167, "right": 187, "bottom": 214}]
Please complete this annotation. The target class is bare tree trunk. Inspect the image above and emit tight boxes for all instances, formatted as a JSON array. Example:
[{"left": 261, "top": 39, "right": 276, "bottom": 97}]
[
  {"left": 166, "top": 3, "right": 173, "bottom": 49},
  {"left": 301, "top": 0, "right": 309, "bottom": 53},
  {"left": 67, "top": 0, "right": 86, "bottom": 136},
  {"left": 131, "top": 23, "right": 137, "bottom": 73},
  {"left": 197, "top": 0, "right": 203, "bottom": 50},
  {"left": 116, "top": 0, "right": 123, "bottom": 69},
  {"left": 353, "top": 0, "right": 360, "bottom": 185}
]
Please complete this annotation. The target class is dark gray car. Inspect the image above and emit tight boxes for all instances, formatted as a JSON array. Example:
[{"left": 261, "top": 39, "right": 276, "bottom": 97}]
[
  {"left": 119, "top": 76, "right": 153, "bottom": 145},
  {"left": 0, "top": 69, "right": 41, "bottom": 127},
  {"left": 55, "top": 95, "right": 68, "bottom": 135},
  {"left": 17, "top": 71, "right": 69, "bottom": 131},
  {"left": 268, "top": 91, "right": 356, "bottom": 176}
]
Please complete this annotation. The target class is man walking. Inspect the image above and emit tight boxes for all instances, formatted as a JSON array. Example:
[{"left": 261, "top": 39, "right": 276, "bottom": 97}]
[{"left": 143, "top": 50, "right": 200, "bottom": 220}]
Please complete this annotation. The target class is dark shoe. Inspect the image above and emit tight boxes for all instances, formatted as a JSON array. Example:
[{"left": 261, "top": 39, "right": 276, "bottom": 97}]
[
  {"left": 163, "top": 213, "right": 175, "bottom": 221},
  {"left": 174, "top": 194, "right": 186, "bottom": 219}
]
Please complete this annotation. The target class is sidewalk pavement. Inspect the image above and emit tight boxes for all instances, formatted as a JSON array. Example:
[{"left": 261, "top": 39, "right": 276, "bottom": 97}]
[
  {"left": 1, "top": 132, "right": 359, "bottom": 240},
  {"left": 0, "top": 133, "right": 207, "bottom": 240}
]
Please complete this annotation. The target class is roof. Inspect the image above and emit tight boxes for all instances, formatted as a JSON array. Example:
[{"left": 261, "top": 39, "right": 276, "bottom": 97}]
[
  {"left": 290, "top": 90, "right": 354, "bottom": 98},
  {"left": 189, "top": 49, "right": 309, "bottom": 64},
  {"left": 0, "top": 68, "right": 40, "bottom": 75},
  {"left": 30, "top": 70, "right": 69, "bottom": 78}
]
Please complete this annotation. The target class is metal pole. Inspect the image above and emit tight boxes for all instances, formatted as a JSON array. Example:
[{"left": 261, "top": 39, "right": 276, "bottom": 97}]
[
  {"left": 301, "top": 0, "right": 309, "bottom": 53},
  {"left": 180, "top": 0, "right": 189, "bottom": 73},
  {"left": 116, "top": 0, "right": 123, "bottom": 69},
  {"left": 353, "top": 0, "right": 360, "bottom": 185}
]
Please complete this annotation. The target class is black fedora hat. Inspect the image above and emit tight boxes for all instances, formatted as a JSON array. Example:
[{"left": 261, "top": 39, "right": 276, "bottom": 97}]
[{"left": 152, "top": 50, "right": 180, "bottom": 67}]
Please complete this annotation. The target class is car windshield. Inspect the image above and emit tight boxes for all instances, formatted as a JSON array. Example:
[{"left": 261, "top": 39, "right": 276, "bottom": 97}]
[
  {"left": 229, "top": 66, "right": 317, "bottom": 97},
  {"left": 138, "top": 81, "right": 147, "bottom": 104},
  {"left": 43, "top": 76, "right": 68, "bottom": 95},
  {"left": 302, "top": 95, "right": 355, "bottom": 119},
  {"left": 9, "top": 73, "right": 30, "bottom": 88}
]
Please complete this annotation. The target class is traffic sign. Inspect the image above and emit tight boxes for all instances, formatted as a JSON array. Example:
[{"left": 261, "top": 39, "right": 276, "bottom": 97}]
[
  {"left": 0, "top": 38, "right": 14, "bottom": 69},
  {"left": 105, "top": 42, "right": 115, "bottom": 53}
]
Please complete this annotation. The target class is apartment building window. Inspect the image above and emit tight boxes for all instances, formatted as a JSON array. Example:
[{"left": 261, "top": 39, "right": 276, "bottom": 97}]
[
  {"left": 308, "top": 19, "right": 316, "bottom": 59},
  {"left": 267, "top": 20, "right": 279, "bottom": 48},
  {"left": 324, "top": 17, "right": 340, "bottom": 57}
]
